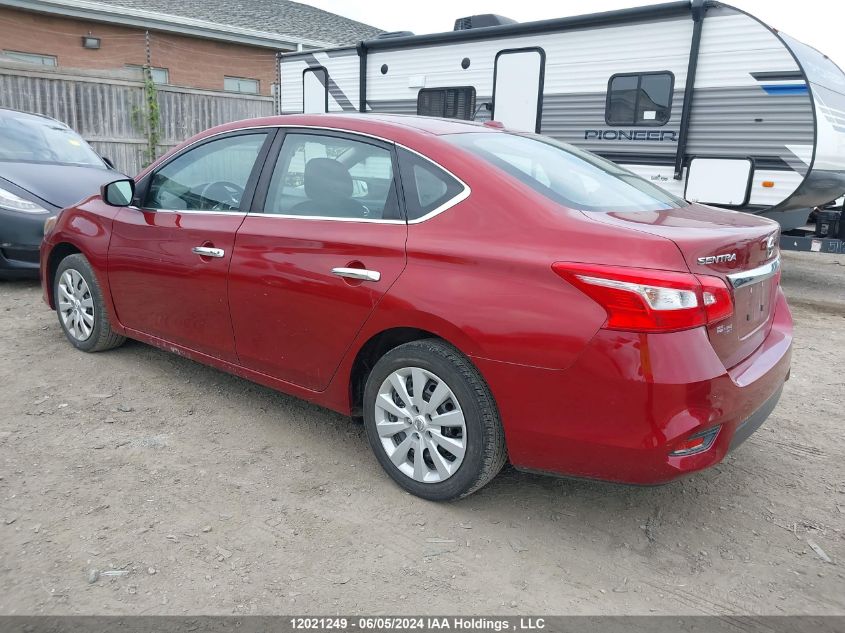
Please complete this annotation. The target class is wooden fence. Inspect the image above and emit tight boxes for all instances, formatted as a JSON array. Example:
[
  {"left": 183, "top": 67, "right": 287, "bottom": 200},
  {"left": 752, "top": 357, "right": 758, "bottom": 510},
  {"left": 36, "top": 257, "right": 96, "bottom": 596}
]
[{"left": 0, "top": 61, "right": 275, "bottom": 175}]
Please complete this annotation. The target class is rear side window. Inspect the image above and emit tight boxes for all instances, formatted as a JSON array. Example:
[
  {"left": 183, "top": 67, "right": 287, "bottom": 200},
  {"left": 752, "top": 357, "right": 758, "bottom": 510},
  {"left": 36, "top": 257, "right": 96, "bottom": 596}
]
[
  {"left": 397, "top": 147, "right": 465, "bottom": 221},
  {"left": 606, "top": 72, "right": 674, "bottom": 126},
  {"left": 264, "top": 133, "right": 401, "bottom": 220},
  {"left": 417, "top": 87, "right": 476, "bottom": 120},
  {"left": 445, "top": 132, "right": 687, "bottom": 212}
]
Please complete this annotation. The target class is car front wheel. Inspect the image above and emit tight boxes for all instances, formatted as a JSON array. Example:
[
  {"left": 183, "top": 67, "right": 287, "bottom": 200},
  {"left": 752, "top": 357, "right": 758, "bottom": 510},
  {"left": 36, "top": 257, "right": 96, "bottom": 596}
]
[
  {"left": 54, "top": 253, "right": 125, "bottom": 353},
  {"left": 363, "top": 339, "right": 507, "bottom": 501}
]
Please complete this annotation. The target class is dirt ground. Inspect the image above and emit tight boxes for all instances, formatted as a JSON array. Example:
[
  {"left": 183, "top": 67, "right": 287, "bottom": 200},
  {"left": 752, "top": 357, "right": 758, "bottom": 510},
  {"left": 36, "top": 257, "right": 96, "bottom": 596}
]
[{"left": 0, "top": 250, "right": 843, "bottom": 616}]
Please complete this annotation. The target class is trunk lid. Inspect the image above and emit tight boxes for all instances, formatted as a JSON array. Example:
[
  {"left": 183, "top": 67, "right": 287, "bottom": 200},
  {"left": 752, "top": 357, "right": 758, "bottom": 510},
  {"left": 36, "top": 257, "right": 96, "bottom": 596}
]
[{"left": 585, "top": 204, "right": 781, "bottom": 368}]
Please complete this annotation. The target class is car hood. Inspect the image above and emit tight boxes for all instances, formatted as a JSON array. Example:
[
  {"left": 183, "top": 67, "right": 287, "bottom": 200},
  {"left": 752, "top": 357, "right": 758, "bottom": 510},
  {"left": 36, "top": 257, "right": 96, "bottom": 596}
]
[{"left": 0, "top": 162, "right": 121, "bottom": 210}]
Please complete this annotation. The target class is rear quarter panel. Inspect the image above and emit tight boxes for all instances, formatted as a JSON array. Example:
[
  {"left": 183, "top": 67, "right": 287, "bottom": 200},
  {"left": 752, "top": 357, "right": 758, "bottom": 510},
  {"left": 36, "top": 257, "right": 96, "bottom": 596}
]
[
  {"left": 376, "top": 139, "right": 693, "bottom": 370},
  {"left": 318, "top": 144, "right": 692, "bottom": 412}
]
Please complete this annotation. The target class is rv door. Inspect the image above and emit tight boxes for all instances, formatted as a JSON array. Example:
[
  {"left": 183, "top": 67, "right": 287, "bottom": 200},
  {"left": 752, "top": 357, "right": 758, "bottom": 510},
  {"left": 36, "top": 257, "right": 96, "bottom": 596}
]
[
  {"left": 492, "top": 48, "right": 545, "bottom": 133},
  {"left": 303, "top": 67, "right": 328, "bottom": 114}
]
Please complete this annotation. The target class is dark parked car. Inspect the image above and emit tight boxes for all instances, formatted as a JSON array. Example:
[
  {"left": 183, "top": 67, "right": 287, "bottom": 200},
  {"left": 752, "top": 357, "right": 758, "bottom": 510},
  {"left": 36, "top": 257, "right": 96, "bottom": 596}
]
[
  {"left": 0, "top": 108, "right": 120, "bottom": 278},
  {"left": 41, "top": 114, "right": 791, "bottom": 500}
]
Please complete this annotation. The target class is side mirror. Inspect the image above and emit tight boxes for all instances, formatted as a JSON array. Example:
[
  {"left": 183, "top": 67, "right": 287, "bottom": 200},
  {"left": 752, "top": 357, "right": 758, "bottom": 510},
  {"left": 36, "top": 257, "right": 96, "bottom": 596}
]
[
  {"left": 101, "top": 156, "right": 116, "bottom": 170},
  {"left": 101, "top": 179, "right": 135, "bottom": 207}
]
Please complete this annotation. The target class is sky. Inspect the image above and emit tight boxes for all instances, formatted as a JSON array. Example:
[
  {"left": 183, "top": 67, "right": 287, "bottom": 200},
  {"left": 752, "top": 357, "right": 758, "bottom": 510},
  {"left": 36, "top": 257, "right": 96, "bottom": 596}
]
[{"left": 303, "top": 0, "right": 844, "bottom": 69}]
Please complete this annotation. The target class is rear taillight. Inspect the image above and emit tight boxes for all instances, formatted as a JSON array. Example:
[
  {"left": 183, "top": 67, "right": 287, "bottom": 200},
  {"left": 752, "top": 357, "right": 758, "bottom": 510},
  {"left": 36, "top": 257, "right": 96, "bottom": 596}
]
[
  {"left": 698, "top": 274, "right": 733, "bottom": 324},
  {"left": 552, "top": 262, "right": 733, "bottom": 333}
]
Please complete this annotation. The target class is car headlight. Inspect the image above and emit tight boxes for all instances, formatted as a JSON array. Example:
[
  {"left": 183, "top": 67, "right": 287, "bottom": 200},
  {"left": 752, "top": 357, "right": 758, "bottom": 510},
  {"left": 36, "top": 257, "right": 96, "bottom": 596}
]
[{"left": 0, "top": 186, "right": 49, "bottom": 214}]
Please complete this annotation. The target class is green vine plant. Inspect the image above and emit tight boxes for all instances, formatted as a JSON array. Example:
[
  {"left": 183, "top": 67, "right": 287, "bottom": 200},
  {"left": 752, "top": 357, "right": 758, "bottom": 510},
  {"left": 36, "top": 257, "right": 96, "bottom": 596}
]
[{"left": 141, "top": 65, "right": 161, "bottom": 167}]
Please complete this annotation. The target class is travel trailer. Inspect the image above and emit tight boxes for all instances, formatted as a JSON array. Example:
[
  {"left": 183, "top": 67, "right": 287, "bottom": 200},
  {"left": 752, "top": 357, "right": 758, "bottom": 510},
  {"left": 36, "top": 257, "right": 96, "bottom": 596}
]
[{"left": 279, "top": 0, "right": 845, "bottom": 252}]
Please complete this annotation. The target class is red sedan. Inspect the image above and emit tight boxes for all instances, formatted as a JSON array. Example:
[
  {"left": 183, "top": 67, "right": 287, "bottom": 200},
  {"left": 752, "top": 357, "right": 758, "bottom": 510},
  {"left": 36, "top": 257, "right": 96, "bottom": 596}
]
[{"left": 40, "top": 114, "right": 792, "bottom": 500}]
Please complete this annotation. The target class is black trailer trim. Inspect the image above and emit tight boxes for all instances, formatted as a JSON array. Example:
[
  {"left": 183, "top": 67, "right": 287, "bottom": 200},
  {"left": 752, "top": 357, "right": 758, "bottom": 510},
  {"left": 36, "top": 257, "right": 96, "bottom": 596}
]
[
  {"left": 595, "top": 152, "right": 675, "bottom": 166},
  {"left": 780, "top": 234, "right": 845, "bottom": 254},
  {"left": 357, "top": 42, "right": 367, "bottom": 113},
  {"left": 596, "top": 152, "right": 793, "bottom": 171},
  {"left": 356, "top": 1, "right": 697, "bottom": 52},
  {"left": 673, "top": 0, "right": 706, "bottom": 180},
  {"left": 750, "top": 70, "right": 804, "bottom": 81}
]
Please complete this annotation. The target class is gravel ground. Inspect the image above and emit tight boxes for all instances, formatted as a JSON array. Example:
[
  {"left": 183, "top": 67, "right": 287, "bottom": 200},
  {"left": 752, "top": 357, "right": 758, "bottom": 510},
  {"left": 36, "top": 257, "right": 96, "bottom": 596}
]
[{"left": 0, "top": 250, "right": 843, "bottom": 615}]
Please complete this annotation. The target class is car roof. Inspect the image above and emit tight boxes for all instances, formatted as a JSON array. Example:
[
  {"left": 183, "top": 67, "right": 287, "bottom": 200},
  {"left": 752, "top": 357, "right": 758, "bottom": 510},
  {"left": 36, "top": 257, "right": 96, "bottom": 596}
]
[
  {"left": 136, "top": 113, "right": 501, "bottom": 179},
  {"left": 194, "top": 113, "right": 498, "bottom": 143},
  {"left": 311, "top": 113, "right": 493, "bottom": 135}
]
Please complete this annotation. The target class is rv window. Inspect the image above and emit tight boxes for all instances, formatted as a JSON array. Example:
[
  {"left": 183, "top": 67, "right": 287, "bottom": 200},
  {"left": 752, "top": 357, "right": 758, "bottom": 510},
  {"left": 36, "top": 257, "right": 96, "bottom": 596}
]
[
  {"left": 606, "top": 72, "right": 673, "bottom": 126},
  {"left": 417, "top": 87, "right": 476, "bottom": 120},
  {"left": 397, "top": 148, "right": 464, "bottom": 220}
]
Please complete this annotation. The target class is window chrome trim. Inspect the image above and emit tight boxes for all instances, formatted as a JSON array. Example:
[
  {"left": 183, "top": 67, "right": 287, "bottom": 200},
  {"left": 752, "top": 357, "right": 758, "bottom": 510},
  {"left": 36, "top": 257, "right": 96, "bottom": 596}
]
[
  {"left": 157, "top": 123, "right": 471, "bottom": 225},
  {"left": 248, "top": 214, "right": 405, "bottom": 224},
  {"left": 134, "top": 208, "right": 247, "bottom": 216},
  {"left": 726, "top": 256, "right": 780, "bottom": 289}
]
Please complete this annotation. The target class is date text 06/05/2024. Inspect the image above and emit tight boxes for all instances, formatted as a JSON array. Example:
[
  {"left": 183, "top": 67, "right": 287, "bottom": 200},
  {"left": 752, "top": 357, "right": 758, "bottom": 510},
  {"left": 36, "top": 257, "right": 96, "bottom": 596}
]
[{"left": 289, "top": 618, "right": 547, "bottom": 631}]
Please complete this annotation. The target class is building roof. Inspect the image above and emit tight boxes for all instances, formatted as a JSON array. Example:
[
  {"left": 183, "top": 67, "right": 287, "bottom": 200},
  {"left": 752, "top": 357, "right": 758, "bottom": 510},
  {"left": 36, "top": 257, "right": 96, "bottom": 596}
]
[{"left": 0, "top": 0, "right": 383, "bottom": 49}]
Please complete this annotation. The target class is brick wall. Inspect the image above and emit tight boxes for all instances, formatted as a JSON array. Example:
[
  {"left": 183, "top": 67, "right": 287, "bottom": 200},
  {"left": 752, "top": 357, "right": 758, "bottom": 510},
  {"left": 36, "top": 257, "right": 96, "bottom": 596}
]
[{"left": 0, "top": 6, "right": 281, "bottom": 95}]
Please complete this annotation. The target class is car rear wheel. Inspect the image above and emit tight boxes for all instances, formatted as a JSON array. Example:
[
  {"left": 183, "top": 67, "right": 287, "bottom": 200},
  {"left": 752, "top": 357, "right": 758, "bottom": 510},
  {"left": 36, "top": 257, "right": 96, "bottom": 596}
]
[
  {"left": 363, "top": 339, "right": 507, "bottom": 500},
  {"left": 54, "top": 254, "right": 125, "bottom": 353}
]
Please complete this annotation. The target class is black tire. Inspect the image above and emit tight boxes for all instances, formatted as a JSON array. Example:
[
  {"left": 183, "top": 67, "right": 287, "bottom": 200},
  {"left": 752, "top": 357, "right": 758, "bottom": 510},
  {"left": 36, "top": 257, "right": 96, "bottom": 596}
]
[
  {"left": 363, "top": 339, "right": 507, "bottom": 501},
  {"left": 54, "top": 253, "right": 126, "bottom": 353}
]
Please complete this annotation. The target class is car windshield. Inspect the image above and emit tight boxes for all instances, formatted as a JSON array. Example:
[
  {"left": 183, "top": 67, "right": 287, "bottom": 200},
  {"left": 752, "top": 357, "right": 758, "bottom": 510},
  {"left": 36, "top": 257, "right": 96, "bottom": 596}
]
[
  {"left": 0, "top": 113, "right": 104, "bottom": 167},
  {"left": 444, "top": 132, "right": 687, "bottom": 212}
]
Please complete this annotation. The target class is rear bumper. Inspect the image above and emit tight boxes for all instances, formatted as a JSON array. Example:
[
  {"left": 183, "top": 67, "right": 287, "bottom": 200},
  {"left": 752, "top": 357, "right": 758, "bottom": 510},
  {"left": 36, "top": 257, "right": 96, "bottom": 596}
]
[
  {"left": 0, "top": 207, "right": 45, "bottom": 278},
  {"left": 474, "top": 288, "right": 793, "bottom": 484},
  {"left": 728, "top": 384, "right": 782, "bottom": 452}
]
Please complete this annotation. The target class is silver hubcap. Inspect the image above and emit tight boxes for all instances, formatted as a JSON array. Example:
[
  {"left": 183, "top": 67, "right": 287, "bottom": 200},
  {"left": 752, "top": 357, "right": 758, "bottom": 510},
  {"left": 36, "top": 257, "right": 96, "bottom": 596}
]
[
  {"left": 375, "top": 367, "right": 467, "bottom": 483},
  {"left": 57, "top": 269, "right": 94, "bottom": 341}
]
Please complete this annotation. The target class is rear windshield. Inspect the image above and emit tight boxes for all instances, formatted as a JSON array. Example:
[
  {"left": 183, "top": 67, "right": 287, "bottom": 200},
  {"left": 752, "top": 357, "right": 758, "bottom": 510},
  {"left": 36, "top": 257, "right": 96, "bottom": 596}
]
[
  {"left": 444, "top": 132, "right": 687, "bottom": 212},
  {"left": 0, "top": 114, "right": 104, "bottom": 167}
]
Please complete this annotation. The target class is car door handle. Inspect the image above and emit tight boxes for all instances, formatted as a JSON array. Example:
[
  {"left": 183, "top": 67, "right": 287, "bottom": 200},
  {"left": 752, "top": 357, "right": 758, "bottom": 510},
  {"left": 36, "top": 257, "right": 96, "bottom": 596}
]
[
  {"left": 192, "top": 246, "right": 225, "bottom": 258},
  {"left": 331, "top": 267, "right": 381, "bottom": 282}
]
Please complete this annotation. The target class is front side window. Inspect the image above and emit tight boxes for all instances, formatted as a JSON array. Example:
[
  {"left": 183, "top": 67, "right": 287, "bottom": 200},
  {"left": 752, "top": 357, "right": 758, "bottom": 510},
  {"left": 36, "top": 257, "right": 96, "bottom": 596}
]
[
  {"left": 145, "top": 133, "right": 268, "bottom": 211},
  {"left": 606, "top": 72, "right": 674, "bottom": 126},
  {"left": 264, "top": 133, "right": 400, "bottom": 220},
  {"left": 417, "top": 87, "right": 476, "bottom": 120},
  {"left": 445, "top": 132, "right": 687, "bottom": 212},
  {"left": 397, "top": 148, "right": 465, "bottom": 221}
]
